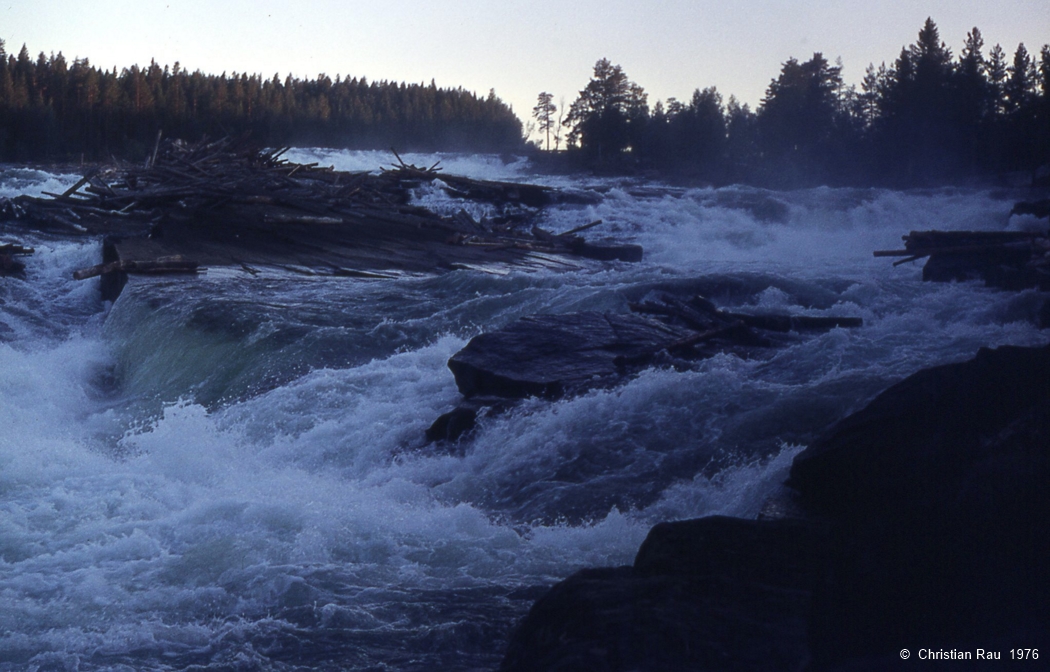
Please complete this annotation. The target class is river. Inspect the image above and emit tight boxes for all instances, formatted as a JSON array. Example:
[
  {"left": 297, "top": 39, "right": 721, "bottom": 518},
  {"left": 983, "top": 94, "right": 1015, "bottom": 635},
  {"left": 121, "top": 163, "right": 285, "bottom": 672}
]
[{"left": 1, "top": 151, "right": 1046, "bottom": 670}]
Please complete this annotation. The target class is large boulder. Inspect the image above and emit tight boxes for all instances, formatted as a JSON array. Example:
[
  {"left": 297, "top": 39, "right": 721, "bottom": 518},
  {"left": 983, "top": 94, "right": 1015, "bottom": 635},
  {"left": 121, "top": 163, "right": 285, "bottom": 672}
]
[
  {"left": 448, "top": 312, "right": 693, "bottom": 399},
  {"left": 501, "top": 517, "right": 825, "bottom": 672},
  {"left": 501, "top": 343, "right": 1050, "bottom": 671},
  {"left": 788, "top": 342, "right": 1050, "bottom": 516},
  {"left": 789, "top": 343, "right": 1050, "bottom": 666}
]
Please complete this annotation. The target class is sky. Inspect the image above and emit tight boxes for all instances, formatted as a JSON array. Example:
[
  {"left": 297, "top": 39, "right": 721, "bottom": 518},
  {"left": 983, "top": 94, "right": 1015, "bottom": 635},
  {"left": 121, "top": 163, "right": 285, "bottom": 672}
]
[{"left": 3, "top": 0, "right": 1049, "bottom": 140}]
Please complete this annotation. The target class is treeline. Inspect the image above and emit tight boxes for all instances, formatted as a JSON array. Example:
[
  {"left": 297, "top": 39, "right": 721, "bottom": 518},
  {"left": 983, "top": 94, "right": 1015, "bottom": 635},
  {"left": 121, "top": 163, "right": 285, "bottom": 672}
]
[
  {"left": 0, "top": 40, "right": 523, "bottom": 161},
  {"left": 555, "top": 19, "right": 1050, "bottom": 187}
]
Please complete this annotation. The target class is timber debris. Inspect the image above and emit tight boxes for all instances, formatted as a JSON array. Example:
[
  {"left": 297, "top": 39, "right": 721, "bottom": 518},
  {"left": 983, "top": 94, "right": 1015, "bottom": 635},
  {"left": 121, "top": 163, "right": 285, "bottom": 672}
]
[
  {"left": 875, "top": 202, "right": 1050, "bottom": 290},
  {"left": 0, "top": 136, "right": 637, "bottom": 295}
]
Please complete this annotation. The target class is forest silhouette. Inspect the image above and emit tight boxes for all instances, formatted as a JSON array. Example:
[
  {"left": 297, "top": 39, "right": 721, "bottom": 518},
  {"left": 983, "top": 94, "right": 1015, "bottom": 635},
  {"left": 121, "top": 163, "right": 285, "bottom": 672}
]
[
  {"left": 0, "top": 41, "right": 522, "bottom": 160},
  {"left": 1, "top": 18, "right": 1047, "bottom": 188},
  {"left": 556, "top": 19, "right": 1050, "bottom": 187}
]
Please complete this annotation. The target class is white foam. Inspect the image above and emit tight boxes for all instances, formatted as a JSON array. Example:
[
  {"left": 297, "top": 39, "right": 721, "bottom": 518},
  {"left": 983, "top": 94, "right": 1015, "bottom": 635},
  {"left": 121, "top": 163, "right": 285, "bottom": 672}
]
[
  {"left": 282, "top": 148, "right": 532, "bottom": 182},
  {"left": 0, "top": 166, "right": 81, "bottom": 199}
]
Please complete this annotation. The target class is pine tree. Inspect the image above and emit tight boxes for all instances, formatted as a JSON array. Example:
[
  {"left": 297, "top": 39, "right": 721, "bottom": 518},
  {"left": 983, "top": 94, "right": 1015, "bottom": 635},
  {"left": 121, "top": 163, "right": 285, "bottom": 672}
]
[
  {"left": 532, "top": 91, "right": 556, "bottom": 150},
  {"left": 564, "top": 58, "right": 647, "bottom": 160},
  {"left": 756, "top": 52, "right": 844, "bottom": 183},
  {"left": 1004, "top": 43, "right": 1037, "bottom": 113}
]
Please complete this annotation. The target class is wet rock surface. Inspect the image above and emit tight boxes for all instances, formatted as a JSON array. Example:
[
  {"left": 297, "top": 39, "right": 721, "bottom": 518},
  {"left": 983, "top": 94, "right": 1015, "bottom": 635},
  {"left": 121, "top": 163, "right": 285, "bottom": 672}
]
[
  {"left": 500, "top": 343, "right": 1050, "bottom": 671},
  {"left": 429, "top": 291, "right": 862, "bottom": 443},
  {"left": 448, "top": 311, "right": 694, "bottom": 400}
]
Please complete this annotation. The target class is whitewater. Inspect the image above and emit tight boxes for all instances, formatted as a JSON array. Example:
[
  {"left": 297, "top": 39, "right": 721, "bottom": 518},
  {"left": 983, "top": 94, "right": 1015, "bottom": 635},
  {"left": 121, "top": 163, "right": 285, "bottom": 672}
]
[{"left": 1, "top": 152, "right": 1046, "bottom": 671}]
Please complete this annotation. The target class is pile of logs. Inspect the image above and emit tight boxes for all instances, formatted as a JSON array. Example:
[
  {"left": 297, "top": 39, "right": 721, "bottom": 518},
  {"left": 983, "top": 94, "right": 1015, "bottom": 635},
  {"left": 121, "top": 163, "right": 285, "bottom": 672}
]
[
  {"left": 875, "top": 228, "right": 1050, "bottom": 290},
  {"left": 0, "top": 136, "right": 638, "bottom": 293}
]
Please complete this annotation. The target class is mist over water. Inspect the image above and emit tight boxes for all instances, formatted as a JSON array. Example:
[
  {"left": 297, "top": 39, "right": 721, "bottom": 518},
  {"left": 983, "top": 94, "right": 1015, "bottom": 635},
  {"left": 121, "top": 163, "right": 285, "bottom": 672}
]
[{"left": 1, "top": 152, "right": 1045, "bottom": 670}]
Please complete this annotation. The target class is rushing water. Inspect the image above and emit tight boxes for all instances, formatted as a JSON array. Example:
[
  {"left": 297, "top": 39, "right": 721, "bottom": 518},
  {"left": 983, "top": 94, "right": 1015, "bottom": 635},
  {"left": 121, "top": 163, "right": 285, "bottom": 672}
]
[{"left": 1, "top": 153, "right": 1047, "bottom": 671}]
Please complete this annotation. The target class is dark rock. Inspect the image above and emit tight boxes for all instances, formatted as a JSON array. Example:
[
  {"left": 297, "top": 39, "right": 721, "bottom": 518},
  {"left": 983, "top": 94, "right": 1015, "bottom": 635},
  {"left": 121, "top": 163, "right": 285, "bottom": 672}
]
[
  {"left": 1010, "top": 198, "right": 1050, "bottom": 219},
  {"left": 501, "top": 517, "right": 824, "bottom": 672},
  {"left": 448, "top": 312, "right": 693, "bottom": 399},
  {"left": 424, "top": 397, "right": 517, "bottom": 444},
  {"left": 790, "top": 343, "right": 1050, "bottom": 666},
  {"left": 425, "top": 406, "right": 480, "bottom": 443},
  {"left": 445, "top": 294, "right": 860, "bottom": 405},
  {"left": 788, "top": 342, "right": 1050, "bottom": 515},
  {"left": 566, "top": 237, "right": 644, "bottom": 262},
  {"left": 0, "top": 253, "right": 25, "bottom": 276},
  {"left": 502, "top": 344, "right": 1050, "bottom": 671},
  {"left": 634, "top": 516, "right": 828, "bottom": 589}
]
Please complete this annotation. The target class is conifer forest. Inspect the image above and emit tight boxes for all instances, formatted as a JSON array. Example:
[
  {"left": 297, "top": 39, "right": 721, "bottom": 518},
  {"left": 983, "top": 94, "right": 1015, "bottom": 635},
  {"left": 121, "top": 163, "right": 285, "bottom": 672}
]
[{"left": 1, "top": 18, "right": 1048, "bottom": 188}]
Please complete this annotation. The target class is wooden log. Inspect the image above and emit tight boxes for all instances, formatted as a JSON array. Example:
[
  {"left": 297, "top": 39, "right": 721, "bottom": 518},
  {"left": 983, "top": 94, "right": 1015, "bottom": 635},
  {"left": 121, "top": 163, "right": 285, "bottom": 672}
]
[
  {"left": 874, "top": 249, "right": 922, "bottom": 257},
  {"left": 559, "top": 219, "right": 604, "bottom": 236},
  {"left": 0, "top": 243, "right": 34, "bottom": 255},
  {"left": 565, "top": 237, "right": 644, "bottom": 262},
  {"left": 53, "top": 169, "right": 100, "bottom": 200}
]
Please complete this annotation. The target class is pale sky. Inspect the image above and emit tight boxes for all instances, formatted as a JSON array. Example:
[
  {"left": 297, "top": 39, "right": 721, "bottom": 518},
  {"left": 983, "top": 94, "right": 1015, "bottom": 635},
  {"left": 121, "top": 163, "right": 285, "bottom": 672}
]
[{"left": 4, "top": 1, "right": 1049, "bottom": 140}]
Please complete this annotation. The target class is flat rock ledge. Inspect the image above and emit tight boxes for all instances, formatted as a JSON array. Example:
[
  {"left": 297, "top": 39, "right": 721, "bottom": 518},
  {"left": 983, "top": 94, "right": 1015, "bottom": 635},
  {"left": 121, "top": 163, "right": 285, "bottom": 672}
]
[
  {"left": 427, "top": 293, "right": 861, "bottom": 443},
  {"left": 500, "top": 343, "right": 1050, "bottom": 671}
]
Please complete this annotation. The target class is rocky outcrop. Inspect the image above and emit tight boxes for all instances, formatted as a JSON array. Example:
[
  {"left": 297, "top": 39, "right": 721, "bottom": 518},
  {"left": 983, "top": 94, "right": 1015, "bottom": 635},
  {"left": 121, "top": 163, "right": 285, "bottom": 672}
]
[
  {"left": 502, "top": 517, "right": 825, "bottom": 672},
  {"left": 448, "top": 312, "right": 695, "bottom": 400},
  {"left": 791, "top": 342, "right": 1050, "bottom": 667},
  {"left": 429, "top": 293, "right": 862, "bottom": 443},
  {"left": 500, "top": 343, "right": 1050, "bottom": 671},
  {"left": 788, "top": 342, "right": 1050, "bottom": 514}
]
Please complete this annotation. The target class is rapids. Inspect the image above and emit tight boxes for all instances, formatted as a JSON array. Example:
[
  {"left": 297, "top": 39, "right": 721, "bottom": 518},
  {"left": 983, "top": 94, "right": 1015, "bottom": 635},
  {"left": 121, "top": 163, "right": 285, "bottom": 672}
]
[{"left": 1, "top": 154, "right": 1046, "bottom": 670}]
